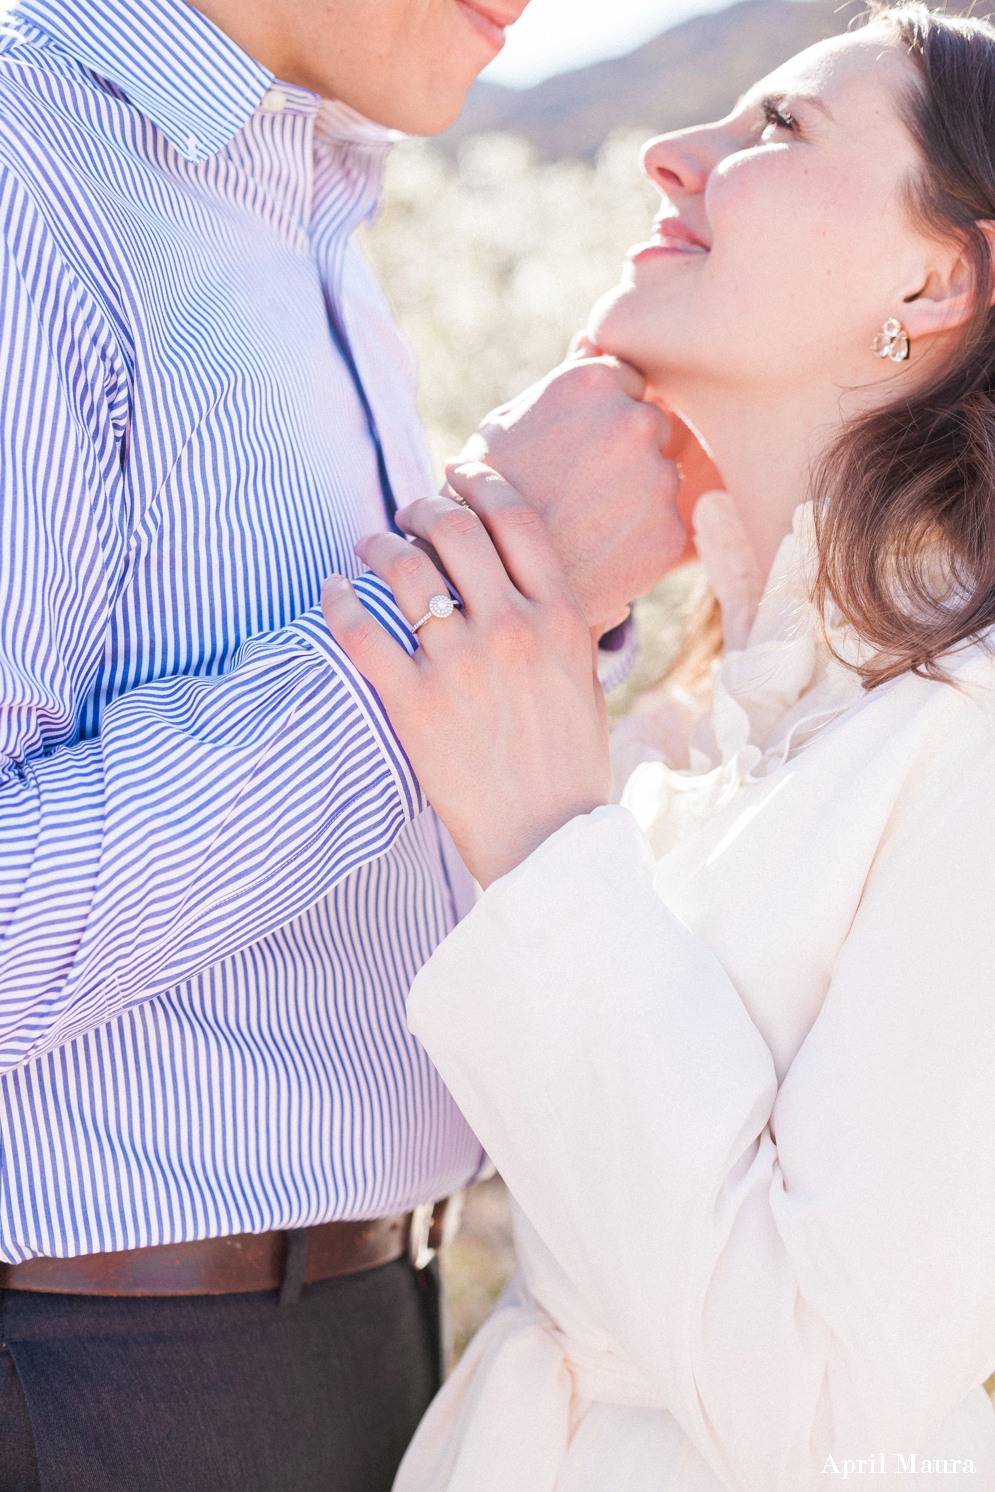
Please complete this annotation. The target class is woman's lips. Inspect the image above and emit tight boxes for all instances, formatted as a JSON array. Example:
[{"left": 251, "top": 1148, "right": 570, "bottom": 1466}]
[
  {"left": 456, "top": 0, "right": 510, "bottom": 51},
  {"left": 627, "top": 238, "right": 709, "bottom": 263},
  {"left": 626, "top": 217, "right": 710, "bottom": 262}
]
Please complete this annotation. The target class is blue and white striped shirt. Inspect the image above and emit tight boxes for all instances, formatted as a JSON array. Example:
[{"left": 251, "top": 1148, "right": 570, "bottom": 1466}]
[{"left": 0, "top": 0, "right": 489, "bottom": 1260}]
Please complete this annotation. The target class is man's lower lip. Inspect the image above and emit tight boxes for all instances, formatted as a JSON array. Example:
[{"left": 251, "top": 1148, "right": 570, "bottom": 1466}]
[
  {"left": 627, "top": 240, "right": 708, "bottom": 263},
  {"left": 456, "top": 0, "right": 507, "bottom": 50}
]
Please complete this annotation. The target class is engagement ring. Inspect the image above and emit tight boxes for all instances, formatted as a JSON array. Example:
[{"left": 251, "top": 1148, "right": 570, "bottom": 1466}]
[{"left": 411, "top": 594, "right": 457, "bottom": 633}]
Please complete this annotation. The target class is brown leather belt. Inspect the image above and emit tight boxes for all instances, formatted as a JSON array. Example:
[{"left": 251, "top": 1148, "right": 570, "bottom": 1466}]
[{"left": 0, "top": 1214, "right": 413, "bottom": 1297}]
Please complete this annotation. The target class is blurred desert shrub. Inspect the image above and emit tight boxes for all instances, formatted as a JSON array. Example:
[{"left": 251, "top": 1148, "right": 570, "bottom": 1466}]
[
  {"left": 361, "top": 129, "right": 703, "bottom": 720},
  {"left": 361, "top": 128, "right": 660, "bottom": 474}
]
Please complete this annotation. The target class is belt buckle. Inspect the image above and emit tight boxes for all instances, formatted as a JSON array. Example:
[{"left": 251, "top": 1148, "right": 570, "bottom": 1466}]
[
  {"left": 407, "top": 1193, "right": 465, "bottom": 1271},
  {"left": 408, "top": 1203, "right": 436, "bottom": 1271}
]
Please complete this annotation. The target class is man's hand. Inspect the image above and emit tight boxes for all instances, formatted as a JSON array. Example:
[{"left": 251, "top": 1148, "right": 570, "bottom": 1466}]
[{"left": 445, "top": 354, "right": 686, "bottom": 638}]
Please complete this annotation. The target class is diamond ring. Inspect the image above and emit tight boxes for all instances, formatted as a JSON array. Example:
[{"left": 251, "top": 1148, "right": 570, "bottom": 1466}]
[{"left": 411, "top": 594, "right": 458, "bottom": 633}]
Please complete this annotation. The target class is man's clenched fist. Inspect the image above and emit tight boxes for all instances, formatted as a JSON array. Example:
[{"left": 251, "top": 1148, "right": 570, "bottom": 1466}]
[{"left": 449, "top": 354, "right": 685, "bottom": 637}]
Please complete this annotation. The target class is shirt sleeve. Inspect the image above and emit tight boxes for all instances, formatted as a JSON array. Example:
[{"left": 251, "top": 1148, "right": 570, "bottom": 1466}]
[
  {"left": 0, "top": 172, "right": 423, "bottom": 1075},
  {"left": 406, "top": 741, "right": 995, "bottom": 1487}
]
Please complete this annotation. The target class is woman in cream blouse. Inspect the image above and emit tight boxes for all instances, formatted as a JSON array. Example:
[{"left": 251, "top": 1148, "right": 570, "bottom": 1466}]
[{"left": 324, "top": 5, "right": 995, "bottom": 1487}]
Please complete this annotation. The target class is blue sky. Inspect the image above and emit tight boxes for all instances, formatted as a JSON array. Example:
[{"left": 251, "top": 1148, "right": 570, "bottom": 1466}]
[{"left": 482, "top": 0, "right": 742, "bottom": 88}]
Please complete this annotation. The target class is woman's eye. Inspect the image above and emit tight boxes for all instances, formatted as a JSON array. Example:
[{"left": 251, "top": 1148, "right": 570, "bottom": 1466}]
[{"left": 760, "top": 98, "right": 796, "bottom": 136}]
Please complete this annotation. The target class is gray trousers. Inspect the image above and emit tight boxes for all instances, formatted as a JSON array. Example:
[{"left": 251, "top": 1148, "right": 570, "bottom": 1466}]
[{"left": 0, "top": 1256, "right": 440, "bottom": 1492}]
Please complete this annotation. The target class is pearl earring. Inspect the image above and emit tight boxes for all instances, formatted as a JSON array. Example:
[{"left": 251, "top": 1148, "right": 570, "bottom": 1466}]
[{"left": 872, "top": 317, "right": 910, "bottom": 362}]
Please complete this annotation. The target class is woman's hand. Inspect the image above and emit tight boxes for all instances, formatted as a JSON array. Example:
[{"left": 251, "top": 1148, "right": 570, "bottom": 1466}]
[{"left": 321, "top": 465, "right": 611, "bottom": 888}]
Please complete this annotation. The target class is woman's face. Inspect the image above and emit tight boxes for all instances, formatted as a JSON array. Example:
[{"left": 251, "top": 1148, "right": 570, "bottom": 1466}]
[{"left": 590, "top": 28, "right": 929, "bottom": 411}]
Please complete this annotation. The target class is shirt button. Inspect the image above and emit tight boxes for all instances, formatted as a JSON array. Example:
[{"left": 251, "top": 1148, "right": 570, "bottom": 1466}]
[{"left": 260, "top": 88, "right": 288, "bottom": 114}]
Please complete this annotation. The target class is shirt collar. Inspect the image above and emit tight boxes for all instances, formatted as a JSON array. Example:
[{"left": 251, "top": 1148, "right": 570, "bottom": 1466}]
[
  {"left": 317, "top": 99, "right": 403, "bottom": 151},
  {"left": 11, "top": 0, "right": 274, "bottom": 161}
]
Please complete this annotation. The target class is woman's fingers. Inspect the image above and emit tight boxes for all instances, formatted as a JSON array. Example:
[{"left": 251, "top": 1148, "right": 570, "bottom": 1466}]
[
  {"left": 435, "top": 463, "right": 574, "bottom": 606},
  {"left": 352, "top": 533, "right": 468, "bottom": 642},
  {"left": 320, "top": 576, "right": 421, "bottom": 697},
  {"left": 389, "top": 494, "right": 531, "bottom": 616}
]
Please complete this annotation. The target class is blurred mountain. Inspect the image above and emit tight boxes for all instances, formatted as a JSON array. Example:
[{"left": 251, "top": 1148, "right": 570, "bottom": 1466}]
[{"left": 440, "top": 0, "right": 856, "bottom": 160}]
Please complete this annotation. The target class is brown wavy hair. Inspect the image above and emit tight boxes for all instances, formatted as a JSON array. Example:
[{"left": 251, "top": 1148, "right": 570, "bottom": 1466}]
[{"left": 813, "top": 3, "right": 995, "bottom": 687}]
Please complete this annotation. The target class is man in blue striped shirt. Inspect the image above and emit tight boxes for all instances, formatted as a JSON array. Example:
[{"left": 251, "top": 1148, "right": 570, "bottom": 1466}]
[{"left": 0, "top": 0, "right": 680, "bottom": 1486}]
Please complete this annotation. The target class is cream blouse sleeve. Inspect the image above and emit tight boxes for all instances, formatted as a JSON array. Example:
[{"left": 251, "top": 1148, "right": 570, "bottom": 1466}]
[{"left": 406, "top": 746, "right": 995, "bottom": 1488}]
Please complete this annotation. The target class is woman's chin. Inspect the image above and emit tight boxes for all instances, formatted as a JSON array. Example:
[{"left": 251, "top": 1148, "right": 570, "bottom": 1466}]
[
  {"left": 586, "top": 292, "right": 642, "bottom": 369},
  {"left": 587, "top": 282, "right": 671, "bottom": 383}
]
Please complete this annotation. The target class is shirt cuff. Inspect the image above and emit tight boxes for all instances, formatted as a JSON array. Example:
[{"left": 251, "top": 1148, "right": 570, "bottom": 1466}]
[
  {"left": 353, "top": 574, "right": 419, "bottom": 656},
  {"left": 287, "top": 588, "right": 424, "bottom": 819},
  {"left": 289, "top": 575, "right": 422, "bottom": 661}
]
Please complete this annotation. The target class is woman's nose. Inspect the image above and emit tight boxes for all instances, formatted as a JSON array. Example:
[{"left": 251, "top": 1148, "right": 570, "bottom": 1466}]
[{"left": 641, "top": 130, "right": 715, "bottom": 196}]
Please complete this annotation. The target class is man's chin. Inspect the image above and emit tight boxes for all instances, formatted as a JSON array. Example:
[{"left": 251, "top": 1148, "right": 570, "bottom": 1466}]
[
  {"left": 420, "top": 96, "right": 474, "bottom": 137},
  {"left": 369, "top": 79, "right": 478, "bottom": 138}
]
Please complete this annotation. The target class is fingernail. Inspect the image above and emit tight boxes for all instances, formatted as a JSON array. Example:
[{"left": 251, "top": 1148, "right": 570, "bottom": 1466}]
[{"left": 321, "top": 576, "right": 350, "bottom": 595}]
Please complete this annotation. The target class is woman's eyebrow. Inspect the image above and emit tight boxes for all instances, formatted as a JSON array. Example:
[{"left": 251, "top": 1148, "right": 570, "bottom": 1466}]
[
  {"left": 792, "top": 92, "right": 835, "bottom": 120},
  {"left": 738, "top": 85, "right": 836, "bottom": 122}
]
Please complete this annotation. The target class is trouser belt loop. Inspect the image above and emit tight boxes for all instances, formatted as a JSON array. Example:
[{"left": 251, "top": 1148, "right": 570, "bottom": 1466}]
[{"left": 279, "top": 1229, "right": 308, "bottom": 1307}]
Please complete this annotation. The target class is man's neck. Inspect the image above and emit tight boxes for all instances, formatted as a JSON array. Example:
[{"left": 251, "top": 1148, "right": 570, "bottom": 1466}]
[{"left": 183, "top": 0, "right": 297, "bottom": 80}]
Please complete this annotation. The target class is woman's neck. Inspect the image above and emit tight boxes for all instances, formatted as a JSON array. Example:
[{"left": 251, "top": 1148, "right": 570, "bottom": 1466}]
[{"left": 659, "top": 378, "right": 847, "bottom": 581}]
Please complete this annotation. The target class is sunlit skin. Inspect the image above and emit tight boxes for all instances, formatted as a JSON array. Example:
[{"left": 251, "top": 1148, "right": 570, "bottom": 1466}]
[
  {"left": 185, "top": 0, "right": 530, "bottom": 134},
  {"left": 591, "top": 25, "right": 994, "bottom": 576},
  {"left": 324, "top": 23, "right": 995, "bottom": 888}
]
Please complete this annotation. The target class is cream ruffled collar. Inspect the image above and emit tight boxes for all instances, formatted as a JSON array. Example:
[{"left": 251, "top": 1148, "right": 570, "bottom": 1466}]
[{"left": 621, "top": 499, "right": 871, "bottom": 858}]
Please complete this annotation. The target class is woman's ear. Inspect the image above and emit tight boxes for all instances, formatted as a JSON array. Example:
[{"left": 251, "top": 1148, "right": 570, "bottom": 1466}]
[{"left": 899, "top": 221, "right": 995, "bottom": 341}]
